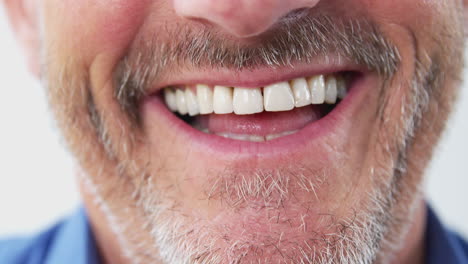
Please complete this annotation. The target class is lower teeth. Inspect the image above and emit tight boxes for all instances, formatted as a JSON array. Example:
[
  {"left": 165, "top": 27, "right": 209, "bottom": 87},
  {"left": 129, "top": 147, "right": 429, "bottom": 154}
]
[{"left": 197, "top": 129, "right": 298, "bottom": 142}]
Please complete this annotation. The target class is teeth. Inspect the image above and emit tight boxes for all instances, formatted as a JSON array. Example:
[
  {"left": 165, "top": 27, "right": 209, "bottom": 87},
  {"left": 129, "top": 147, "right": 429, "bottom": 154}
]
[
  {"left": 308, "top": 75, "right": 326, "bottom": 104},
  {"left": 164, "top": 89, "right": 178, "bottom": 111},
  {"left": 215, "top": 130, "right": 298, "bottom": 142},
  {"left": 217, "top": 133, "right": 265, "bottom": 142},
  {"left": 176, "top": 89, "right": 188, "bottom": 115},
  {"left": 164, "top": 74, "right": 348, "bottom": 116},
  {"left": 291, "top": 78, "right": 312, "bottom": 107},
  {"left": 263, "top": 82, "right": 295, "bottom": 112},
  {"left": 213, "top": 86, "right": 234, "bottom": 114},
  {"left": 325, "top": 76, "right": 338, "bottom": 104},
  {"left": 337, "top": 76, "right": 347, "bottom": 99},
  {"left": 265, "top": 130, "right": 298, "bottom": 141},
  {"left": 196, "top": 84, "right": 214, "bottom": 114},
  {"left": 248, "top": 135, "right": 265, "bottom": 142},
  {"left": 233, "top": 87, "right": 264, "bottom": 115},
  {"left": 185, "top": 88, "right": 200, "bottom": 116}
]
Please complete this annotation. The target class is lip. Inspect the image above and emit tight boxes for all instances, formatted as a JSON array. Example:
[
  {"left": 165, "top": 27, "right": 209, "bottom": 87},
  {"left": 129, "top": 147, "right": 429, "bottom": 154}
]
[
  {"left": 148, "top": 54, "right": 368, "bottom": 94},
  {"left": 143, "top": 69, "right": 376, "bottom": 161}
]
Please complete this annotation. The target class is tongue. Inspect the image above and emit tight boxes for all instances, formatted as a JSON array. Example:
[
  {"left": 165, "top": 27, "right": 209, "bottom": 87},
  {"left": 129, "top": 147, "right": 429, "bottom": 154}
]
[{"left": 193, "top": 105, "right": 329, "bottom": 135}]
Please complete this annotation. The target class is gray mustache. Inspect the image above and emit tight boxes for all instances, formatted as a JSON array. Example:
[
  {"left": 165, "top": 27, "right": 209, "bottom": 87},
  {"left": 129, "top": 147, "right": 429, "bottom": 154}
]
[{"left": 114, "top": 14, "right": 400, "bottom": 123}]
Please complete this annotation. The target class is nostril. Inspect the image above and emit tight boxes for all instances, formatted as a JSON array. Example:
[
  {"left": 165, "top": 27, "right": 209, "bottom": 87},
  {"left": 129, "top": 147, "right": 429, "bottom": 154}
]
[
  {"left": 282, "top": 7, "right": 311, "bottom": 21},
  {"left": 182, "top": 16, "right": 215, "bottom": 27}
]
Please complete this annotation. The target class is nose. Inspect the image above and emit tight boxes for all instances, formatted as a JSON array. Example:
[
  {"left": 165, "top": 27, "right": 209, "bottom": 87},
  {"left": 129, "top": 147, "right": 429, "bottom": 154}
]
[{"left": 173, "top": 0, "right": 320, "bottom": 38}]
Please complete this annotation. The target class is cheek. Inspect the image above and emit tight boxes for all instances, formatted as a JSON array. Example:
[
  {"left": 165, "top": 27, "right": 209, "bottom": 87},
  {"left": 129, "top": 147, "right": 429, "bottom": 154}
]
[
  {"left": 360, "top": 0, "right": 451, "bottom": 26},
  {"left": 43, "top": 0, "right": 151, "bottom": 65}
]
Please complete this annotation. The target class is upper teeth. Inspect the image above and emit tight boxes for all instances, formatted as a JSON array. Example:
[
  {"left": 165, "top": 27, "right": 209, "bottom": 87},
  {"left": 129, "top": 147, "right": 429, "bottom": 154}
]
[{"left": 164, "top": 74, "right": 347, "bottom": 116}]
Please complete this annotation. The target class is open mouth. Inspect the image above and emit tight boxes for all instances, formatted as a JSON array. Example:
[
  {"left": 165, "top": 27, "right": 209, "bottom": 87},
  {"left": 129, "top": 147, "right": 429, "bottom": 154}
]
[{"left": 160, "top": 72, "right": 357, "bottom": 142}]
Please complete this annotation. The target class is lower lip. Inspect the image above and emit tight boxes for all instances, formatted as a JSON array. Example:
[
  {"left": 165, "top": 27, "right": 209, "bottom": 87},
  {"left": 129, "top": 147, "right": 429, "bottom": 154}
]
[{"left": 144, "top": 75, "right": 373, "bottom": 159}]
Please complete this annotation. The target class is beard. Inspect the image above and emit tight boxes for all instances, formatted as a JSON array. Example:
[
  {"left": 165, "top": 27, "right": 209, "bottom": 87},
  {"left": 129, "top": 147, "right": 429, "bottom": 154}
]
[
  {"left": 125, "top": 170, "right": 409, "bottom": 264},
  {"left": 43, "top": 9, "right": 464, "bottom": 264}
]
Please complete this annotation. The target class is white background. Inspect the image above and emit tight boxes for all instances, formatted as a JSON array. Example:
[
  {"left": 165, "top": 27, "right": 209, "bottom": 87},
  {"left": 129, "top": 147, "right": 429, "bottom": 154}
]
[{"left": 0, "top": 7, "right": 467, "bottom": 238}]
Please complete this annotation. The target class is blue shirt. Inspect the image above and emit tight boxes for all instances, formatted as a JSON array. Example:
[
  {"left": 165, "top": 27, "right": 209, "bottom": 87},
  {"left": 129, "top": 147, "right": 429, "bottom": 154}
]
[{"left": 0, "top": 206, "right": 467, "bottom": 264}]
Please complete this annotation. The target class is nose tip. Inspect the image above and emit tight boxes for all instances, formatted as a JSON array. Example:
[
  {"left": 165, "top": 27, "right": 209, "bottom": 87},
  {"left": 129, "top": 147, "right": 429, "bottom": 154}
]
[{"left": 173, "top": 0, "right": 320, "bottom": 38}]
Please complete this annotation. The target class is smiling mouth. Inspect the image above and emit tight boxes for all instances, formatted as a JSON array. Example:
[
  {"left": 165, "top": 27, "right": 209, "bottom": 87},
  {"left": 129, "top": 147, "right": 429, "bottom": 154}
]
[{"left": 160, "top": 72, "right": 357, "bottom": 142}]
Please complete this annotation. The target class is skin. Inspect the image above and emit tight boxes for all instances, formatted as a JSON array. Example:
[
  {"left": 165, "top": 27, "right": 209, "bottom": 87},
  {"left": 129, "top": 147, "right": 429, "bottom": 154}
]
[{"left": 2, "top": 0, "right": 466, "bottom": 263}]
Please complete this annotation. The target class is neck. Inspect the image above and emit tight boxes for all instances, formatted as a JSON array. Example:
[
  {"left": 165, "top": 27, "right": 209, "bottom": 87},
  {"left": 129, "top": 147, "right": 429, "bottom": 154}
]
[
  {"left": 79, "top": 172, "right": 135, "bottom": 264},
  {"left": 389, "top": 199, "right": 427, "bottom": 264}
]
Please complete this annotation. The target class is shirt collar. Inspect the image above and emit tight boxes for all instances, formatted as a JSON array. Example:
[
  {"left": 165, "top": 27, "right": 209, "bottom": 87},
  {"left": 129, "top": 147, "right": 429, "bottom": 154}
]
[
  {"left": 425, "top": 206, "right": 467, "bottom": 264},
  {"left": 45, "top": 207, "right": 100, "bottom": 264}
]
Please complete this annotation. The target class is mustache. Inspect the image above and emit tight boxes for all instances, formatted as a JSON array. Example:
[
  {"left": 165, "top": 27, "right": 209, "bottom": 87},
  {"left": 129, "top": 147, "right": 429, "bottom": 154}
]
[{"left": 113, "top": 14, "right": 401, "bottom": 123}]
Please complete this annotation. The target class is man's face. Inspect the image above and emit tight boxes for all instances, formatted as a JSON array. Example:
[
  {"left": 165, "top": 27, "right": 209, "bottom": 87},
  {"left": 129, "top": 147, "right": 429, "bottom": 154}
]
[{"left": 33, "top": 0, "right": 465, "bottom": 263}]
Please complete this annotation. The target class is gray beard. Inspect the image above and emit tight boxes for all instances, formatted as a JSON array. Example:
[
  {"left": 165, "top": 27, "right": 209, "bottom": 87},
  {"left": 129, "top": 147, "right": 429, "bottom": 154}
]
[
  {"left": 138, "top": 171, "right": 420, "bottom": 264},
  {"left": 100, "top": 63, "right": 435, "bottom": 264},
  {"left": 81, "top": 155, "right": 421, "bottom": 264},
  {"left": 79, "top": 57, "right": 437, "bottom": 263}
]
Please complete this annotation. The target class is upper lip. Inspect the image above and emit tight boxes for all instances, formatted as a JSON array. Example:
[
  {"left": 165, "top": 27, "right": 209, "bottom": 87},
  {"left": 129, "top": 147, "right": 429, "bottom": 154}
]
[{"left": 147, "top": 54, "right": 368, "bottom": 96}]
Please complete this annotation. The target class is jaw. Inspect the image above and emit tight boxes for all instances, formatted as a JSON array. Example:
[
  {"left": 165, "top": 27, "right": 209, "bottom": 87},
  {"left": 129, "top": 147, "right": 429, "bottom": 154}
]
[
  {"left": 76, "top": 49, "right": 461, "bottom": 264},
  {"left": 135, "top": 69, "right": 395, "bottom": 263},
  {"left": 80, "top": 47, "right": 459, "bottom": 263}
]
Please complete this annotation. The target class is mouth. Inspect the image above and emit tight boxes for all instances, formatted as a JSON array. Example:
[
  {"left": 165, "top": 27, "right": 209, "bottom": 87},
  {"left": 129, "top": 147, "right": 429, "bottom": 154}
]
[
  {"left": 157, "top": 71, "right": 358, "bottom": 141},
  {"left": 142, "top": 60, "right": 375, "bottom": 161}
]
